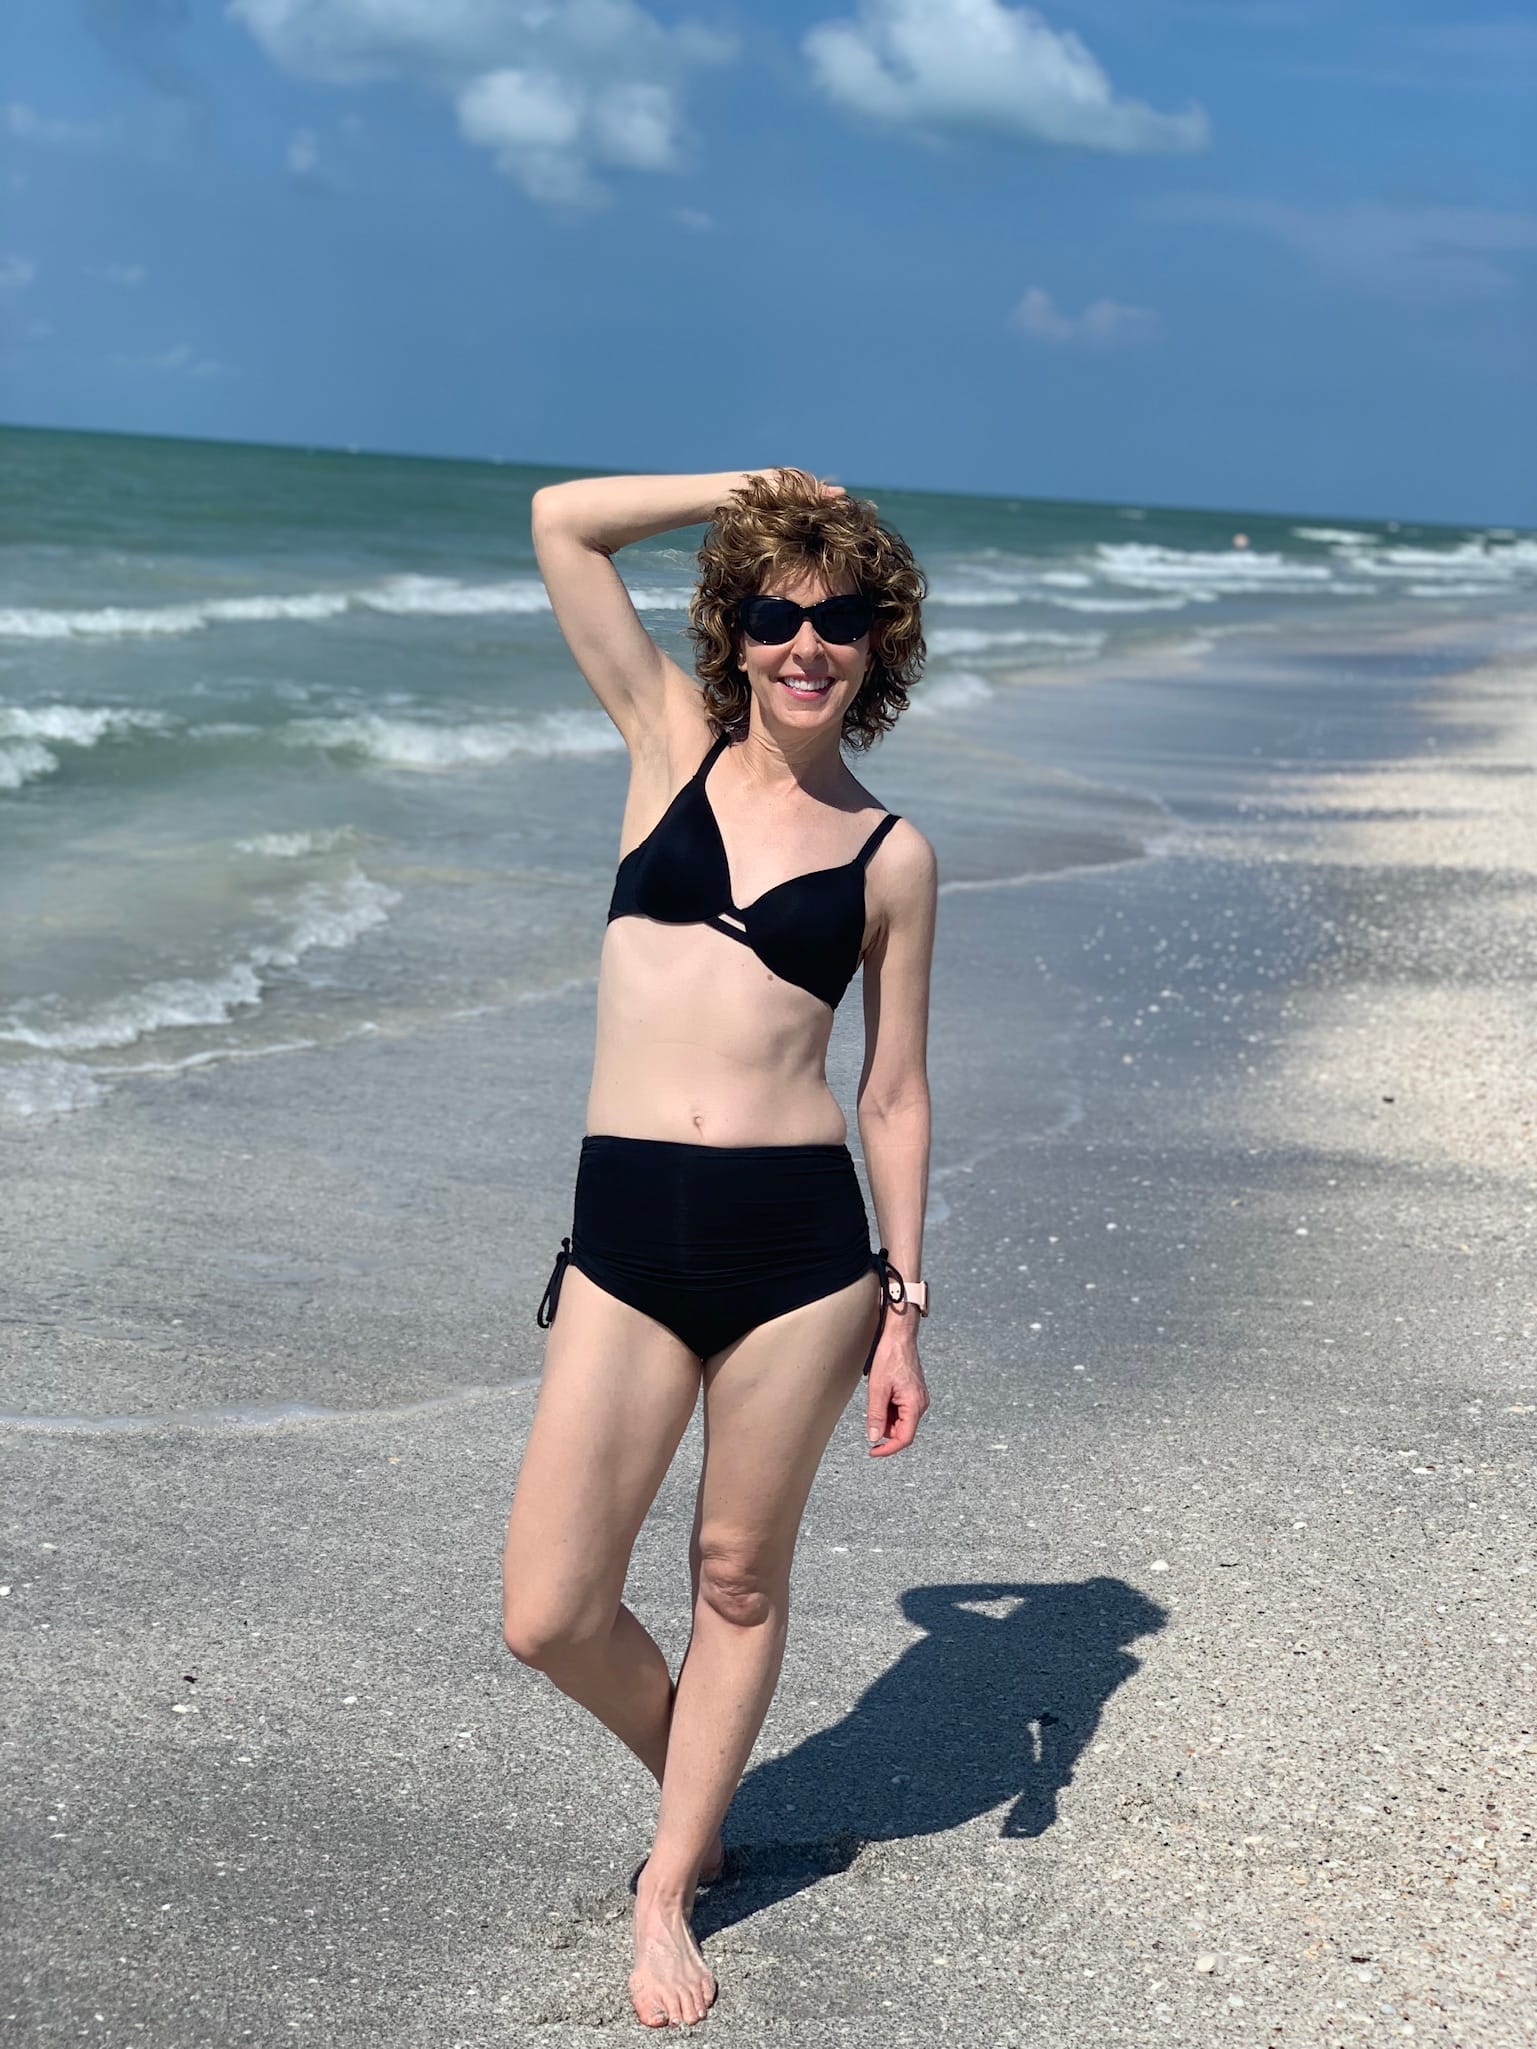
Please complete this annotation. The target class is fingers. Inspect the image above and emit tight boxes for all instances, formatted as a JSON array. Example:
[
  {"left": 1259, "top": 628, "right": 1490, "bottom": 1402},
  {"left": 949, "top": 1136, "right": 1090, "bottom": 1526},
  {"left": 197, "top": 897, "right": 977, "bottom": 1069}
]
[{"left": 865, "top": 1372, "right": 929, "bottom": 1457}]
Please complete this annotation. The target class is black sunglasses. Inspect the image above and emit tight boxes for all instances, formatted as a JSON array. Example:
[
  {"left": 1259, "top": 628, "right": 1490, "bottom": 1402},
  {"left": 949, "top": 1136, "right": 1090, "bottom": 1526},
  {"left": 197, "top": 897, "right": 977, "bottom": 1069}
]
[{"left": 738, "top": 592, "right": 874, "bottom": 646}]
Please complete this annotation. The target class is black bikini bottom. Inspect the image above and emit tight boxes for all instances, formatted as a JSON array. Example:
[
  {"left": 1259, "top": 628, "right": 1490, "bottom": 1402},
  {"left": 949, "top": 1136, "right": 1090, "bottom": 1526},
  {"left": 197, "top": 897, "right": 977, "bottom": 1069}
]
[{"left": 536, "top": 1135, "right": 901, "bottom": 1374}]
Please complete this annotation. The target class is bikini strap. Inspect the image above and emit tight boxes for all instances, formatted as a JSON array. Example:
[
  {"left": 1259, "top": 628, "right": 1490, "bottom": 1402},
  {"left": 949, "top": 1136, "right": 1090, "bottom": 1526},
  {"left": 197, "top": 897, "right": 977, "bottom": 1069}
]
[
  {"left": 694, "top": 730, "right": 733, "bottom": 780},
  {"left": 854, "top": 812, "right": 901, "bottom": 870},
  {"left": 536, "top": 1236, "right": 572, "bottom": 1329}
]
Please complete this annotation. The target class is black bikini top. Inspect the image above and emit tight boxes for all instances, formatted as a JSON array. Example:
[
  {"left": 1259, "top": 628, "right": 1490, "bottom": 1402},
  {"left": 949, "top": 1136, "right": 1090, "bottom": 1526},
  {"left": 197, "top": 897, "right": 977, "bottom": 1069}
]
[{"left": 607, "top": 731, "right": 900, "bottom": 1011}]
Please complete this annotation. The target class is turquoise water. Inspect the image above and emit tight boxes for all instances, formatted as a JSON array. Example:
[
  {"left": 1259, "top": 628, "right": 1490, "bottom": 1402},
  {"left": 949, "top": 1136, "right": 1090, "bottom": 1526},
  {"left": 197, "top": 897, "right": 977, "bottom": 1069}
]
[{"left": 2, "top": 422, "right": 1533, "bottom": 1119}]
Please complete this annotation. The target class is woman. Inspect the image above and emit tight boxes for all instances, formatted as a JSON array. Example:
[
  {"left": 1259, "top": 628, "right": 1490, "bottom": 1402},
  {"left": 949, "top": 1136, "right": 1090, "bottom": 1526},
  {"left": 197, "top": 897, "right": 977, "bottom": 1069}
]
[{"left": 501, "top": 467, "right": 937, "bottom": 2029}]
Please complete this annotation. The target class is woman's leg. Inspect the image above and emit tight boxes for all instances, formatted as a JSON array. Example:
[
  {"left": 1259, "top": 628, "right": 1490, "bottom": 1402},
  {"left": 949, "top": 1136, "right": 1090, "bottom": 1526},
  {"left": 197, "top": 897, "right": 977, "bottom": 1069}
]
[
  {"left": 502, "top": 1262, "right": 702, "bottom": 1786},
  {"left": 628, "top": 1270, "right": 878, "bottom": 2028}
]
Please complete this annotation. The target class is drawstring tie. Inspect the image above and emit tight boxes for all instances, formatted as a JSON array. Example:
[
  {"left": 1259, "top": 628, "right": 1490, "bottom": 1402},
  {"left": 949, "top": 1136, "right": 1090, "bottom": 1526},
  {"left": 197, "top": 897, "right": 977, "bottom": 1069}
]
[
  {"left": 536, "top": 1236, "right": 572, "bottom": 1329},
  {"left": 865, "top": 1245, "right": 907, "bottom": 1377}
]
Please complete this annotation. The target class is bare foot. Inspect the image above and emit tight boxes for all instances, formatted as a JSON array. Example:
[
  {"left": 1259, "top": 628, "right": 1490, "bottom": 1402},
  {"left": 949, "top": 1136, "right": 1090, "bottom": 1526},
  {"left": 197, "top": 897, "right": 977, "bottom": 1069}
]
[{"left": 628, "top": 1874, "right": 717, "bottom": 2029}]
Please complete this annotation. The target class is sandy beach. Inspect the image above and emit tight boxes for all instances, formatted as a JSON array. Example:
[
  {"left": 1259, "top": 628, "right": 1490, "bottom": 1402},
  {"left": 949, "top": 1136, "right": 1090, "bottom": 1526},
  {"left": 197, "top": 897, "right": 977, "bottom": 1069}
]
[{"left": 4, "top": 614, "right": 1534, "bottom": 2046}]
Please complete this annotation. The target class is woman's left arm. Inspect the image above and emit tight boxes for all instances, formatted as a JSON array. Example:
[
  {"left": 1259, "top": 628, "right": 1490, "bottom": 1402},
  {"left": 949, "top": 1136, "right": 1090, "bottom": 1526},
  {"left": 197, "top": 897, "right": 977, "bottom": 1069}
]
[{"left": 856, "top": 822, "right": 939, "bottom": 1457}]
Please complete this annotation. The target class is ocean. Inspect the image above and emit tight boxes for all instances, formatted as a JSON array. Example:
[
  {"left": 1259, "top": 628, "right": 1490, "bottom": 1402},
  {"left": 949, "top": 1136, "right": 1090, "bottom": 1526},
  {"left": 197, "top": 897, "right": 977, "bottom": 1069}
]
[{"left": 2, "top": 421, "right": 1533, "bottom": 1125}]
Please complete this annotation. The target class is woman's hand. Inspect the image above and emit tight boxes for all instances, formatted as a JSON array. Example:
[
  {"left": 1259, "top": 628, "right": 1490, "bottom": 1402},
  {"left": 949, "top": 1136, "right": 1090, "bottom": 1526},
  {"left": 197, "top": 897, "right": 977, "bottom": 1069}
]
[{"left": 865, "top": 1317, "right": 930, "bottom": 1458}]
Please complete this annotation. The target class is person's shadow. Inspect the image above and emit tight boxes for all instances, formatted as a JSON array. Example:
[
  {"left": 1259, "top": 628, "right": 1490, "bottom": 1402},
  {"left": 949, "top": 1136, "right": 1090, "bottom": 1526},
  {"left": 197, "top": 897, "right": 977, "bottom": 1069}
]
[{"left": 696, "top": 1577, "right": 1166, "bottom": 1937}]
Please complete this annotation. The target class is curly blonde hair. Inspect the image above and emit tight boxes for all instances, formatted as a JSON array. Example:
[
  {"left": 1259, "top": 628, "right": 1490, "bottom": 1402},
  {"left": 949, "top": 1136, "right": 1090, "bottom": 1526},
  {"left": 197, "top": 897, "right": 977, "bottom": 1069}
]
[{"left": 687, "top": 468, "right": 927, "bottom": 751}]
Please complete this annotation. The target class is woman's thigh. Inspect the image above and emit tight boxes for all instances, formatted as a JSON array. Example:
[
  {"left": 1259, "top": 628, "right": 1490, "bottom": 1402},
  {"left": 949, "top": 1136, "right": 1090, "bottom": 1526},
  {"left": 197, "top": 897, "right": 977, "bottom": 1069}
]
[
  {"left": 693, "top": 1272, "right": 879, "bottom": 1581},
  {"left": 504, "top": 1264, "right": 702, "bottom": 1635}
]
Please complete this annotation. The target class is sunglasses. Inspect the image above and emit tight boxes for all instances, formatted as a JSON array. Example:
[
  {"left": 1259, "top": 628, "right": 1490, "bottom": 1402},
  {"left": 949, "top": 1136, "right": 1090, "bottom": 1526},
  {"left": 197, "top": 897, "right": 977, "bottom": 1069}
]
[{"left": 738, "top": 592, "right": 874, "bottom": 646}]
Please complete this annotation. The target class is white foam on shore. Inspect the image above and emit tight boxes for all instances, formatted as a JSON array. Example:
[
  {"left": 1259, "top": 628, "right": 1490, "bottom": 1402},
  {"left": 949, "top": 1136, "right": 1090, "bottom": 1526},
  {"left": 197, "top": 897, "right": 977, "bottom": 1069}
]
[
  {"left": 1096, "top": 542, "right": 1336, "bottom": 593},
  {"left": 285, "top": 709, "right": 622, "bottom": 768},
  {"left": 0, "top": 574, "right": 550, "bottom": 641},
  {"left": 923, "top": 578, "right": 1020, "bottom": 609},
  {"left": 0, "top": 569, "right": 699, "bottom": 644},
  {"left": 1, "top": 703, "right": 168, "bottom": 743},
  {"left": 0, "top": 865, "right": 399, "bottom": 1056},
  {"left": 1290, "top": 530, "right": 1537, "bottom": 590},
  {"left": 908, "top": 671, "right": 996, "bottom": 716},
  {"left": 0, "top": 1377, "right": 535, "bottom": 1434},
  {"left": 356, "top": 573, "right": 548, "bottom": 617},
  {"left": 0, "top": 591, "right": 356, "bottom": 640},
  {"left": 234, "top": 827, "right": 355, "bottom": 858},
  {"left": 0, "top": 1058, "right": 108, "bottom": 1118},
  {"left": 1043, "top": 593, "right": 1197, "bottom": 613},
  {"left": 0, "top": 738, "right": 57, "bottom": 790},
  {"left": 1406, "top": 583, "right": 1510, "bottom": 600},
  {"left": 0, "top": 702, "right": 168, "bottom": 789},
  {"left": 927, "top": 626, "right": 1106, "bottom": 657}
]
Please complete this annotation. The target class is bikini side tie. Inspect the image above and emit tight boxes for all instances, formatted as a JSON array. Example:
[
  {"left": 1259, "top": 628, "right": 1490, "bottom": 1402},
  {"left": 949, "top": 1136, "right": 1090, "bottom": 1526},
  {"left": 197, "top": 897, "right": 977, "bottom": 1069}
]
[
  {"left": 864, "top": 1245, "right": 907, "bottom": 1377},
  {"left": 536, "top": 1236, "right": 572, "bottom": 1329}
]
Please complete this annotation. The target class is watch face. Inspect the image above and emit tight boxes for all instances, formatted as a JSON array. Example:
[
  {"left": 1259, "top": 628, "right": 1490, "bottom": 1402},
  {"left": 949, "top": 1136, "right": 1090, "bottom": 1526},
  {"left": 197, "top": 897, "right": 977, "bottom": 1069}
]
[{"left": 908, "top": 1280, "right": 929, "bottom": 1316}]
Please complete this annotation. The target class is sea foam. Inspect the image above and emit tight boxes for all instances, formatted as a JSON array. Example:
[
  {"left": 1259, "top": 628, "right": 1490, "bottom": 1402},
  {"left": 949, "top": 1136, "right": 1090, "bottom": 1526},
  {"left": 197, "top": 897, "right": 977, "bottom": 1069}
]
[
  {"left": 285, "top": 709, "right": 623, "bottom": 768},
  {"left": 234, "top": 827, "right": 356, "bottom": 859},
  {"left": 0, "top": 1058, "right": 109, "bottom": 1118},
  {"left": 1095, "top": 542, "right": 1336, "bottom": 593},
  {"left": 927, "top": 626, "right": 1106, "bottom": 657},
  {"left": 0, "top": 568, "right": 692, "bottom": 642},
  {"left": 0, "top": 865, "right": 399, "bottom": 1055},
  {"left": 0, "top": 703, "right": 169, "bottom": 789}
]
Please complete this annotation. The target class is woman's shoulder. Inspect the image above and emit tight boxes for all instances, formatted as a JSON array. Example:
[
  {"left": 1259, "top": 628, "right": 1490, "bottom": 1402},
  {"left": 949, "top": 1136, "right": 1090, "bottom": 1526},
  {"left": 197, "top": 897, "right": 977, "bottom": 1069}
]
[
  {"left": 854, "top": 795, "right": 936, "bottom": 897},
  {"left": 877, "top": 814, "right": 937, "bottom": 879}
]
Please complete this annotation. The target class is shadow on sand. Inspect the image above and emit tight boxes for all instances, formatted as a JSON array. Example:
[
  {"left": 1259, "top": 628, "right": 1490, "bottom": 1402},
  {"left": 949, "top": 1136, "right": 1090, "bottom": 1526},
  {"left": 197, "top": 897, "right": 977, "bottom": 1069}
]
[{"left": 697, "top": 1576, "right": 1167, "bottom": 1938}]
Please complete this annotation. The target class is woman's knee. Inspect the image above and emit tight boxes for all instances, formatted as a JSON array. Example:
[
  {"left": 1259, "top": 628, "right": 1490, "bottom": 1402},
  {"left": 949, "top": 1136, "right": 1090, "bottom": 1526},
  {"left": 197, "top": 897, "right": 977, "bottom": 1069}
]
[
  {"left": 694, "top": 1536, "right": 787, "bottom": 1630},
  {"left": 502, "top": 1590, "right": 609, "bottom": 1670}
]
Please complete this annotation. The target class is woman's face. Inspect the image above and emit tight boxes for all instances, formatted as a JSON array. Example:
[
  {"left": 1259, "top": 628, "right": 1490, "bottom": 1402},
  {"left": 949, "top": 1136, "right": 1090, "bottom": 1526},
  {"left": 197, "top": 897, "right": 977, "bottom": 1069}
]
[{"left": 735, "top": 569, "right": 870, "bottom": 738}]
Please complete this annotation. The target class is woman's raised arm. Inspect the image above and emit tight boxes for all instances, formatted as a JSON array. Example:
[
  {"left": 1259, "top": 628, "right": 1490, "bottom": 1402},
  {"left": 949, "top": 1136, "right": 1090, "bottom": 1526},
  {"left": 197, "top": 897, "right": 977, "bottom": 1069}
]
[{"left": 530, "top": 471, "right": 752, "bottom": 748}]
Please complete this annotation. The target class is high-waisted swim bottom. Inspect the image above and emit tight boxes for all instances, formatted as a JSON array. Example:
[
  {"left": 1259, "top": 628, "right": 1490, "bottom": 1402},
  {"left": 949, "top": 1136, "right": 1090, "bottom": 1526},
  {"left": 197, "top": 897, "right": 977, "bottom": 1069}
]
[{"left": 536, "top": 1135, "right": 901, "bottom": 1373}]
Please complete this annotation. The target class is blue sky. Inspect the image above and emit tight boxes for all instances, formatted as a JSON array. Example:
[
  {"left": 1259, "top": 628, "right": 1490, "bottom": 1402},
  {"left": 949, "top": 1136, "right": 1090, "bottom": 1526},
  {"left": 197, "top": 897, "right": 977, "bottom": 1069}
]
[{"left": 2, "top": 0, "right": 1533, "bottom": 524}]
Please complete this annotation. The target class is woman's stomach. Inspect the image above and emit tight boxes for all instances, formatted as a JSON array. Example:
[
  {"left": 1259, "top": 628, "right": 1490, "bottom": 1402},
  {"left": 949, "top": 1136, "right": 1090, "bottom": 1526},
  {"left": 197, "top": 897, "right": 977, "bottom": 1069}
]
[{"left": 585, "top": 920, "right": 848, "bottom": 1147}]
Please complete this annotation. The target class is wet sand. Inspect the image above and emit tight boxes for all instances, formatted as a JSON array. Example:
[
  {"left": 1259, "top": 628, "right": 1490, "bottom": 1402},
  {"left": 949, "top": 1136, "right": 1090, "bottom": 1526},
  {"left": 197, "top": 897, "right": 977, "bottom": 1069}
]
[{"left": 3, "top": 616, "right": 1534, "bottom": 2046}]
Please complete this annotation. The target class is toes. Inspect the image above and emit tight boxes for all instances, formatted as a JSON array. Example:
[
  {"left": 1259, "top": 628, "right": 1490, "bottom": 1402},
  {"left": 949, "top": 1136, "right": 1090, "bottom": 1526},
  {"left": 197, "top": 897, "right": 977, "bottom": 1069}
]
[
  {"left": 681, "top": 1973, "right": 716, "bottom": 2025},
  {"left": 627, "top": 1974, "right": 672, "bottom": 2029}
]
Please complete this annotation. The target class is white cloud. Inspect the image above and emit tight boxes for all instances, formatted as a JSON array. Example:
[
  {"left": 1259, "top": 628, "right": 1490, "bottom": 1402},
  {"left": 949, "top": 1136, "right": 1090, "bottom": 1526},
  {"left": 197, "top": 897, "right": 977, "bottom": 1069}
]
[
  {"left": 804, "top": 0, "right": 1208, "bottom": 154},
  {"left": 1010, "top": 285, "right": 1158, "bottom": 346},
  {"left": 0, "top": 255, "right": 38, "bottom": 291},
  {"left": 111, "top": 341, "right": 226, "bottom": 377},
  {"left": 1153, "top": 194, "right": 1537, "bottom": 303},
  {"left": 3, "top": 100, "right": 115, "bottom": 148},
  {"left": 590, "top": 81, "right": 677, "bottom": 171},
  {"left": 84, "top": 262, "right": 148, "bottom": 286},
  {"left": 674, "top": 206, "right": 715, "bottom": 233},
  {"left": 228, "top": 0, "right": 735, "bottom": 206}
]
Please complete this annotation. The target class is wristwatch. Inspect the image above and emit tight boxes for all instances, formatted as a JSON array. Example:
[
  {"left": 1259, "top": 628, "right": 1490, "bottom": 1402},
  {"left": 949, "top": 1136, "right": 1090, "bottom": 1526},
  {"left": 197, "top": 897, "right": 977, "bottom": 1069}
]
[{"left": 902, "top": 1277, "right": 930, "bottom": 1318}]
